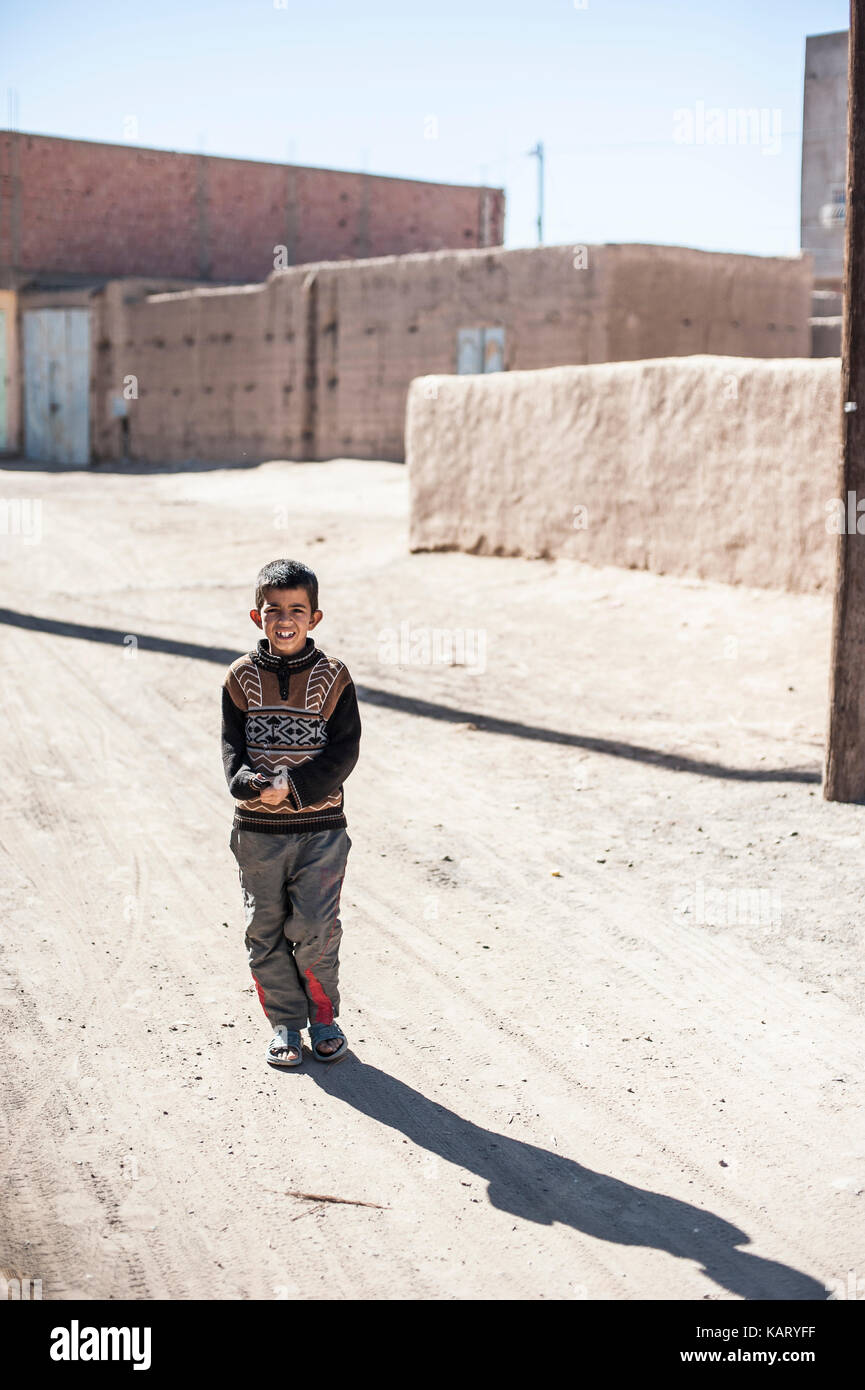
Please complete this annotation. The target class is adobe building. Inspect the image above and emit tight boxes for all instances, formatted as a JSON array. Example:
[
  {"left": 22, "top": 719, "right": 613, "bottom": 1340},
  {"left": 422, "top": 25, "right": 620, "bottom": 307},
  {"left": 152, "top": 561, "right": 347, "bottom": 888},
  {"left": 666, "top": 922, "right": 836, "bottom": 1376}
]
[
  {"left": 800, "top": 30, "right": 848, "bottom": 357},
  {"left": 11, "top": 240, "right": 811, "bottom": 466},
  {"left": 801, "top": 30, "right": 848, "bottom": 288},
  {"left": 0, "top": 129, "right": 504, "bottom": 457},
  {"left": 0, "top": 116, "right": 823, "bottom": 465}
]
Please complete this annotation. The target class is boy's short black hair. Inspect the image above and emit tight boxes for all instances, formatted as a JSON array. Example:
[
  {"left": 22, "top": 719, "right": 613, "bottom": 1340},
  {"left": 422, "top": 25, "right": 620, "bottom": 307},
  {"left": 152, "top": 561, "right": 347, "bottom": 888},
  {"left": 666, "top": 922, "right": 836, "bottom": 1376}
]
[{"left": 255, "top": 559, "right": 319, "bottom": 615}]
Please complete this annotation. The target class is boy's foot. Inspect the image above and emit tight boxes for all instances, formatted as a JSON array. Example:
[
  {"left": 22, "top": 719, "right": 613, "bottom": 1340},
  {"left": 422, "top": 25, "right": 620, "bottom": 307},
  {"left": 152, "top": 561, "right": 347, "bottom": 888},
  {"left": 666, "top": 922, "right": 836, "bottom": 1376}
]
[
  {"left": 267, "top": 1027, "right": 302, "bottom": 1066},
  {"left": 308, "top": 1022, "right": 348, "bottom": 1062}
]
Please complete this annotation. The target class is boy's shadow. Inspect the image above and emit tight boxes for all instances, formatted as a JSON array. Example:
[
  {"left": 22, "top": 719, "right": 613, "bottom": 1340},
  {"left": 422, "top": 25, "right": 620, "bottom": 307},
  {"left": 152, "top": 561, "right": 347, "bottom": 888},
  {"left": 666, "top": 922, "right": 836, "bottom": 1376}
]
[{"left": 298, "top": 1057, "right": 826, "bottom": 1301}]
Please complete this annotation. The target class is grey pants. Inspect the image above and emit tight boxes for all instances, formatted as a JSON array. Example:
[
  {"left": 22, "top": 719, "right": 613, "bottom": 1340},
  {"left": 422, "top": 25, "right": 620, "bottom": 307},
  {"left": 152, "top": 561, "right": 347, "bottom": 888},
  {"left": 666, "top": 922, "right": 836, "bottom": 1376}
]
[{"left": 229, "top": 826, "right": 352, "bottom": 1032}]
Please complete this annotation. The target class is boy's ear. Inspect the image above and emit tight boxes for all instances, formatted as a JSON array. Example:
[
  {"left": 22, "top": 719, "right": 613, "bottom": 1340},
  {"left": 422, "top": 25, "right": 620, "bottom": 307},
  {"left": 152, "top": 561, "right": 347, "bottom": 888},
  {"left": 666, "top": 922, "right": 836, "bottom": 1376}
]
[
  {"left": 308, "top": 608, "right": 323, "bottom": 629},
  {"left": 250, "top": 608, "right": 263, "bottom": 630}
]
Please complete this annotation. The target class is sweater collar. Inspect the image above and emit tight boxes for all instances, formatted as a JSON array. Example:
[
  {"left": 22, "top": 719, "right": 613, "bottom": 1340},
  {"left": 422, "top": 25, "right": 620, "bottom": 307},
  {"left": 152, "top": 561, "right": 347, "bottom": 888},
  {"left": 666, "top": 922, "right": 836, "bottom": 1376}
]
[{"left": 250, "top": 636, "right": 321, "bottom": 673}]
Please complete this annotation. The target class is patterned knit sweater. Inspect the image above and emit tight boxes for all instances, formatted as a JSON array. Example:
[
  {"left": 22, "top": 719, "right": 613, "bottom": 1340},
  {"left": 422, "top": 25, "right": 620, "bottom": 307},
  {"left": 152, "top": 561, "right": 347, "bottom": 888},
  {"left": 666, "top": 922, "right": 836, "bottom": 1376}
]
[{"left": 221, "top": 637, "right": 361, "bottom": 833}]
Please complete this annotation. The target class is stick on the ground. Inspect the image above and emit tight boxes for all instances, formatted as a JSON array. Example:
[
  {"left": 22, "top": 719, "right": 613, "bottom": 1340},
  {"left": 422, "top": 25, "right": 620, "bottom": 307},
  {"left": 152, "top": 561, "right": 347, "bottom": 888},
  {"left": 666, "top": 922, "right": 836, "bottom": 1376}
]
[
  {"left": 290, "top": 1203, "right": 326, "bottom": 1221},
  {"left": 285, "top": 1189, "right": 388, "bottom": 1208},
  {"left": 825, "top": 0, "right": 865, "bottom": 801}
]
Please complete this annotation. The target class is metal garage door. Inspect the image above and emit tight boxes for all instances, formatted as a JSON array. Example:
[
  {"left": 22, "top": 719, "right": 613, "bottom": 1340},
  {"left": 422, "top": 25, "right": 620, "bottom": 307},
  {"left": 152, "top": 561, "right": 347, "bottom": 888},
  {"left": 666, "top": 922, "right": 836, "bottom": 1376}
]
[{"left": 23, "top": 308, "right": 90, "bottom": 465}]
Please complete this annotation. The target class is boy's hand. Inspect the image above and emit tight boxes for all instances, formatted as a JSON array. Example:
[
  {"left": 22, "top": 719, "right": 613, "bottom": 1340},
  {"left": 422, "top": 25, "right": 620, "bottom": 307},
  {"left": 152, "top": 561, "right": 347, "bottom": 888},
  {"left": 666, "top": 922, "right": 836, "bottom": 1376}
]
[{"left": 260, "top": 784, "right": 289, "bottom": 806}]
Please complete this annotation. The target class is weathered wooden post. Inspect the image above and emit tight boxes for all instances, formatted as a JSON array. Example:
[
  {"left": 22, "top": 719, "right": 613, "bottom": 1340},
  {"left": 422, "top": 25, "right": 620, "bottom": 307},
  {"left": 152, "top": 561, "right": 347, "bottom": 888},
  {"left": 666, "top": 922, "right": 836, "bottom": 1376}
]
[{"left": 825, "top": 1, "right": 865, "bottom": 801}]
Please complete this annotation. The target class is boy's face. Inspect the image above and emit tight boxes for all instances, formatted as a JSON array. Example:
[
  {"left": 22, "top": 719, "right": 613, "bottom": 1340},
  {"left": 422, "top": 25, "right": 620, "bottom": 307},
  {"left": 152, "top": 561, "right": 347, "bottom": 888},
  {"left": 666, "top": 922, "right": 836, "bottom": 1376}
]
[{"left": 251, "top": 586, "right": 322, "bottom": 656}]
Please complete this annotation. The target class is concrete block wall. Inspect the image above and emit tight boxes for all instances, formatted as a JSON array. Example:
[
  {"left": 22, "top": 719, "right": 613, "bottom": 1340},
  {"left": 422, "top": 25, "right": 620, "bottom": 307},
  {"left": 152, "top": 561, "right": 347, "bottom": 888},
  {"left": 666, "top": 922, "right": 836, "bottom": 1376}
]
[
  {"left": 0, "top": 130, "right": 505, "bottom": 288},
  {"left": 801, "top": 30, "right": 848, "bottom": 286},
  {"left": 406, "top": 355, "right": 842, "bottom": 594}
]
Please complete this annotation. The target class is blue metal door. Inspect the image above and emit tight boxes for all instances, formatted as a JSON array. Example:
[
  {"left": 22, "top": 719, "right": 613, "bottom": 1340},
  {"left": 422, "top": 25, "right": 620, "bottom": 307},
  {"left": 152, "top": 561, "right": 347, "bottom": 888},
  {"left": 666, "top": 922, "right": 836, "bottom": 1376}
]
[{"left": 23, "top": 309, "right": 90, "bottom": 465}]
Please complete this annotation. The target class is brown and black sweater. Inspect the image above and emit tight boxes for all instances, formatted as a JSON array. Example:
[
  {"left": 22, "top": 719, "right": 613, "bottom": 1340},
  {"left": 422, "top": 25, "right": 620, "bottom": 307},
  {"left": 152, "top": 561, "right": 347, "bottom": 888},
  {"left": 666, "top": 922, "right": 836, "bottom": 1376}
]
[{"left": 221, "top": 637, "right": 361, "bottom": 834}]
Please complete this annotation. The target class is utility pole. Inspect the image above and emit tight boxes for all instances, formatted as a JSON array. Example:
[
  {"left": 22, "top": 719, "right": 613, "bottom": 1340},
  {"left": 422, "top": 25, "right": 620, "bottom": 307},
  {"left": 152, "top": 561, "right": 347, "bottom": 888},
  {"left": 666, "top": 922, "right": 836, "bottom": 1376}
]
[
  {"left": 528, "top": 141, "right": 544, "bottom": 244},
  {"left": 825, "top": 1, "right": 865, "bottom": 801}
]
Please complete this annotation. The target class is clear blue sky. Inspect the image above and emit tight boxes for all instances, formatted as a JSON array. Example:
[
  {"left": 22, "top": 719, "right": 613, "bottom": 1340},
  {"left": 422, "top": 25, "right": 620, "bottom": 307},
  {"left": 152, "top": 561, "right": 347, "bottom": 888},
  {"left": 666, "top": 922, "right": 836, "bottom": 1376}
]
[{"left": 1, "top": 0, "right": 850, "bottom": 257}]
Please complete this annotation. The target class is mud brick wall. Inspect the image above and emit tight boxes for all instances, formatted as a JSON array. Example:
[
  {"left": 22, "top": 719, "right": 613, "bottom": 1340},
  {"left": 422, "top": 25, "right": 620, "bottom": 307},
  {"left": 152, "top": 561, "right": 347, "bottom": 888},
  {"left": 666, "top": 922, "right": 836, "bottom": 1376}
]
[
  {"left": 309, "top": 245, "right": 609, "bottom": 461},
  {"left": 0, "top": 287, "right": 19, "bottom": 450},
  {"left": 85, "top": 242, "right": 813, "bottom": 466},
  {"left": 305, "top": 243, "right": 812, "bottom": 463},
  {"left": 603, "top": 244, "right": 811, "bottom": 361},
  {"left": 91, "top": 273, "right": 310, "bottom": 464},
  {"left": 406, "top": 356, "right": 841, "bottom": 594}
]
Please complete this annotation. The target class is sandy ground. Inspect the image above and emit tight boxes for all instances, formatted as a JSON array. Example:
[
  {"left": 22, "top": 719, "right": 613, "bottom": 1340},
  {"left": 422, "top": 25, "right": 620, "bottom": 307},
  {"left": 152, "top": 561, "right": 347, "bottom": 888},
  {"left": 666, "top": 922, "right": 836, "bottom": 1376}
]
[{"left": 0, "top": 454, "right": 863, "bottom": 1302}]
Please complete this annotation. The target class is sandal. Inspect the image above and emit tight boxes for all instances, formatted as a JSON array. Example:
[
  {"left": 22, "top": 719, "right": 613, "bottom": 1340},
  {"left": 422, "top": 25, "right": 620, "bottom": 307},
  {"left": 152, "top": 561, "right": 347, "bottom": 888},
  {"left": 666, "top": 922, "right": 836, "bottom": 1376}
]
[
  {"left": 267, "top": 1026, "right": 303, "bottom": 1068},
  {"left": 308, "top": 1022, "right": 348, "bottom": 1063}
]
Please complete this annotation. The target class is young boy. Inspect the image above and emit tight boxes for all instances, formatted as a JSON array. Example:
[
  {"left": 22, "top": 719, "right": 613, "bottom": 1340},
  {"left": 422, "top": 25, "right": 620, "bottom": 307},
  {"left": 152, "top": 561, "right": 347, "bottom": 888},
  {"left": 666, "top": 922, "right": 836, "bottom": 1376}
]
[{"left": 221, "top": 559, "right": 361, "bottom": 1067}]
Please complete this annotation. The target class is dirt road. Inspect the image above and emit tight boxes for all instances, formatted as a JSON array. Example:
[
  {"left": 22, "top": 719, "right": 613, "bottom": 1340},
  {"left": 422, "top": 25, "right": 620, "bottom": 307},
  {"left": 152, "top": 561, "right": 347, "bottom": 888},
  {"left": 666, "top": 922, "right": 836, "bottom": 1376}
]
[{"left": 1, "top": 456, "right": 862, "bottom": 1300}]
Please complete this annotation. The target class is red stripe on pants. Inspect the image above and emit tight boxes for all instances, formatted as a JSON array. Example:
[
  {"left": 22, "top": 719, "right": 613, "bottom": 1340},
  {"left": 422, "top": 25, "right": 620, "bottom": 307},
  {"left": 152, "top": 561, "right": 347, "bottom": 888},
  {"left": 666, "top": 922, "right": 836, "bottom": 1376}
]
[
  {"left": 304, "top": 968, "right": 334, "bottom": 1024},
  {"left": 251, "top": 972, "right": 269, "bottom": 1018}
]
